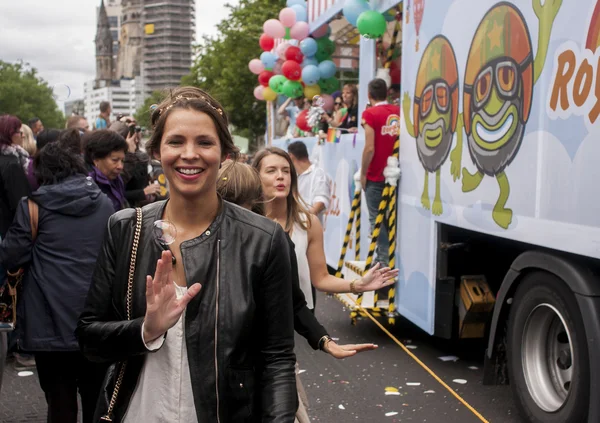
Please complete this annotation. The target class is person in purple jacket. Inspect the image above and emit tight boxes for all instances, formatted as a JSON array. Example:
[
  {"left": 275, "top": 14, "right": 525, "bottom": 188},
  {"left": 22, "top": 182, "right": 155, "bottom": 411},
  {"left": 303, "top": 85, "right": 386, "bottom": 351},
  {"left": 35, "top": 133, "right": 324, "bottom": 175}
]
[{"left": 83, "top": 130, "right": 128, "bottom": 212}]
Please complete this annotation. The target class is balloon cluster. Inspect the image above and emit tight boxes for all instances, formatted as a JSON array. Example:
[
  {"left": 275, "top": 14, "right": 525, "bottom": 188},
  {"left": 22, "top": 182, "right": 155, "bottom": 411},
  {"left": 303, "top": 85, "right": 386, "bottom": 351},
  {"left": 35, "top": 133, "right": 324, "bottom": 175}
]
[
  {"left": 343, "top": 0, "right": 396, "bottom": 39},
  {"left": 249, "top": 0, "right": 340, "bottom": 103}
]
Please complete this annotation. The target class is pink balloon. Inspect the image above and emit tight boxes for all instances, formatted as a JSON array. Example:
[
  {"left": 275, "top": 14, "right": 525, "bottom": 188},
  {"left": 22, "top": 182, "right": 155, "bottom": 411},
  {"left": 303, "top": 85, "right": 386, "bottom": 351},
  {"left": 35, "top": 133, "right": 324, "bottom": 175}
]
[
  {"left": 312, "top": 24, "right": 329, "bottom": 39},
  {"left": 290, "top": 21, "right": 310, "bottom": 40},
  {"left": 254, "top": 86, "right": 265, "bottom": 100},
  {"left": 273, "top": 59, "right": 284, "bottom": 75},
  {"left": 279, "top": 7, "right": 297, "bottom": 28},
  {"left": 321, "top": 94, "right": 334, "bottom": 112},
  {"left": 248, "top": 59, "right": 265, "bottom": 75},
  {"left": 263, "top": 19, "right": 286, "bottom": 39},
  {"left": 276, "top": 41, "right": 291, "bottom": 60}
]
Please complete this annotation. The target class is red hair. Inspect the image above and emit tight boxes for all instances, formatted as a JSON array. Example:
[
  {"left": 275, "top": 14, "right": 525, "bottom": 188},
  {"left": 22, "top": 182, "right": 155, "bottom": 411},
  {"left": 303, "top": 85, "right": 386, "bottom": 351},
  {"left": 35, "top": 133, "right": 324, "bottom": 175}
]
[{"left": 0, "top": 115, "right": 22, "bottom": 146}]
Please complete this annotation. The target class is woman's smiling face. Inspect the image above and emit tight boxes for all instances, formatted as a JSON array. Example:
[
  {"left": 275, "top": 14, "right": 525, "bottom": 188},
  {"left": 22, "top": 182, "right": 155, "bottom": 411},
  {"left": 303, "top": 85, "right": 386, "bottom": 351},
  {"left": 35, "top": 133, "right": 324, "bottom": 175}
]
[{"left": 158, "top": 109, "right": 223, "bottom": 200}]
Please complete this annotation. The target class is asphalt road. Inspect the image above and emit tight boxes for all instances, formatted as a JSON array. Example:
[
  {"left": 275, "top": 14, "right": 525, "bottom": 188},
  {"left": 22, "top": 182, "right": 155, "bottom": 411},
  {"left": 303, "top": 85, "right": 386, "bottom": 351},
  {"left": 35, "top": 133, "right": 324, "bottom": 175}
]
[
  {"left": 0, "top": 291, "right": 524, "bottom": 423},
  {"left": 295, "top": 292, "right": 524, "bottom": 423}
]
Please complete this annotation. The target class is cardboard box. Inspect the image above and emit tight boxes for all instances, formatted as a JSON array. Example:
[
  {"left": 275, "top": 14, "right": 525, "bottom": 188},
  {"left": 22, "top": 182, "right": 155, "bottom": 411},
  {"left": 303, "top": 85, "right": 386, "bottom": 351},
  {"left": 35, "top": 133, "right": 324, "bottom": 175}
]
[{"left": 458, "top": 276, "right": 496, "bottom": 339}]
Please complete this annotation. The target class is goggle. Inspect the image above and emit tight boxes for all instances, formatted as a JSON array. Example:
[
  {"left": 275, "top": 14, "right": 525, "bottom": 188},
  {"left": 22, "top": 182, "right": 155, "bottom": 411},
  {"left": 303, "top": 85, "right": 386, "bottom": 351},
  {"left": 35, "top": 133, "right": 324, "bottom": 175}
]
[
  {"left": 414, "top": 79, "right": 457, "bottom": 119},
  {"left": 464, "top": 54, "right": 532, "bottom": 111}
]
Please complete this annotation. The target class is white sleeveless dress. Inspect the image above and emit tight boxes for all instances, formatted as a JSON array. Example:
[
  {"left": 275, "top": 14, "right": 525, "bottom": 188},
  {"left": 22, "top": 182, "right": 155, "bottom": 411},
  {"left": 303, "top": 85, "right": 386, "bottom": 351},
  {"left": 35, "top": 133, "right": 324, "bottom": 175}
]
[{"left": 290, "top": 222, "right": 313, "bottom": 310}]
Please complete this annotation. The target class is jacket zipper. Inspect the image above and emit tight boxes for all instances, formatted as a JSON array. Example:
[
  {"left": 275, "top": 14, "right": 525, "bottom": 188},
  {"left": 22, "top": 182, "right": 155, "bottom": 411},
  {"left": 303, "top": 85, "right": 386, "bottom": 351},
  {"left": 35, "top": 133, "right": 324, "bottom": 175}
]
[{"left": 215, "top": 239, "right": 221, "bottom": 423}]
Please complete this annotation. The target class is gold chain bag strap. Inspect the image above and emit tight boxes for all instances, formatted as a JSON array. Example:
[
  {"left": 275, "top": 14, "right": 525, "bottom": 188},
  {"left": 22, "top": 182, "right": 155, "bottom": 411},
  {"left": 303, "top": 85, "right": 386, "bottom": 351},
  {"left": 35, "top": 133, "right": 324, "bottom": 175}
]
[{"left": 101, "top": 207, "right": 143, "bottom": 422}]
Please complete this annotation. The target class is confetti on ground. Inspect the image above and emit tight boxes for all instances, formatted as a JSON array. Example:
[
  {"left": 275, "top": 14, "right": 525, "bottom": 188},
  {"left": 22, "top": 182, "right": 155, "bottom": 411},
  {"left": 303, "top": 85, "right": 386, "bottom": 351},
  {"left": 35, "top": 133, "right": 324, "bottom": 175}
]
[
  {"left": 406, "top": 345, "right": 418, "bottom": 349},
  {"left": 17, "top": 371, "right": 34, "bottom": 377},
  {"left": 332, "top": 337, "right": 340, "bottom": 341},
  {"left": 468, "top": 366, "right": 479, "bottom": 370},
  {"left": 340, "top": 380, "right": 350, "bottom": 384},
  {"left": 424, "top": 390, "right": 435, "bottom": 394},
  {"left": 338, "top": 404, "right": 345, "bottom": 410},
  {"left": 385, "top": 386, "right": 399, "bottom": 393},
  {"left": 438, "top": 355, "right": 460, "bottom": 362},
  {"left": 406, "top": 382, "right": 421, "bottom": 386},
  {"left": 385, "top": 391, "right": 401, "bottom": 396},
  {"left": 385, "top": 411, "right": 399, "bottom": 417},
  {"left": 453, "top": 379, "right": 468, "bottom": 384},
  {"left": 298, "top": 369, "right": 306, "bottom": 374}
]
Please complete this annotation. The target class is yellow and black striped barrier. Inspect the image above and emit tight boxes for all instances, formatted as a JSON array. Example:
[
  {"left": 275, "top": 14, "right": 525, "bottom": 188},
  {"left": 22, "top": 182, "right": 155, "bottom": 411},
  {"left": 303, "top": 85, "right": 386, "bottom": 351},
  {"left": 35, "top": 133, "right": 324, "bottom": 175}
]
[{"left": 335, "top": 190, "right": 361, "bottom": 278}]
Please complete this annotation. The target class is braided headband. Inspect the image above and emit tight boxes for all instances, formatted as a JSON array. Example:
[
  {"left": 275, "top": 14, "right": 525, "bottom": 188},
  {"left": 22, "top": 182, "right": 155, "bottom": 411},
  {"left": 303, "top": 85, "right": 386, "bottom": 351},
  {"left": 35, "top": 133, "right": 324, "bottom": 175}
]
[{"left": 153, "top": 94, "right": 224, "bottom": 116}]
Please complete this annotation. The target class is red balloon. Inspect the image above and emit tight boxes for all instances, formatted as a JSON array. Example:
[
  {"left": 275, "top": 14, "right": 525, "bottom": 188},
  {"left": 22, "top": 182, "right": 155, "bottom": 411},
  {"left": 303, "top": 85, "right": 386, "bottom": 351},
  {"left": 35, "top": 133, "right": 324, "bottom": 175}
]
[
  {"left": 296, "top": 109, "right": 312, "bottom": 132},
  {"left": 285, "top": 46, "right": 304, "bottom": 64},
  {"left": 259, "top": 34, "right": 275, "bottom": 51},
  {"left": 282, "top": 60, "right": 302, "bottom": 81},
  {"left": 258, "top": 70, "right": 274, "bottom": 87}
]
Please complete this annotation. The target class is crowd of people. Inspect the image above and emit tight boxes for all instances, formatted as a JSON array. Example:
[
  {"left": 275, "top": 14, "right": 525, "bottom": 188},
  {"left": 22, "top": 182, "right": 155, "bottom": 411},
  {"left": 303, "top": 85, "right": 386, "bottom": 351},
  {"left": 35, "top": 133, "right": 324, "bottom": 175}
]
[
  {"left": 276, "top": 81, "right": 400, "bottom": 140},
  {"left": 0, "top": 79, "right": 399, "bottom": 422}
]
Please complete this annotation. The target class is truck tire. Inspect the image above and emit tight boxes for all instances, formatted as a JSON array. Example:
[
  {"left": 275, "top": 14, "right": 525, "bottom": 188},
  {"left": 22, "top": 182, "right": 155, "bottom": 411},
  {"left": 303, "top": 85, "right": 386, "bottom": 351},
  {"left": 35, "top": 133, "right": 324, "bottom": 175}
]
[{"left": 507, "top": 271, "right": 589, "bottom": 423}]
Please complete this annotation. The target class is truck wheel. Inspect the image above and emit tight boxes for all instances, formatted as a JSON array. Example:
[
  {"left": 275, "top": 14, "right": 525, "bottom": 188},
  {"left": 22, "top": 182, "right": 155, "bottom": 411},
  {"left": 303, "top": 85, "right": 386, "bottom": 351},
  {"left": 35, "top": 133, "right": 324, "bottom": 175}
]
[{"left": 507, "top": 271, "right": 589, "bottom": 423}]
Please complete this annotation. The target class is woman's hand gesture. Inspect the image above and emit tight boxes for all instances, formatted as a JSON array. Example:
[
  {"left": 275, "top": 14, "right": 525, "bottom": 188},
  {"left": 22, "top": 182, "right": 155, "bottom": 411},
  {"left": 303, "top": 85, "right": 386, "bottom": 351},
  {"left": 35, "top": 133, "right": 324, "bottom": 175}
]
[
  {"left": 324, "top": 341, "right": 378, "bottom": 359},
  {"left": 143, "top": 250, "right": 201, "bottom": 343},
  {"left": 356, "top": 262, "right": 399, "bottom": 293}
]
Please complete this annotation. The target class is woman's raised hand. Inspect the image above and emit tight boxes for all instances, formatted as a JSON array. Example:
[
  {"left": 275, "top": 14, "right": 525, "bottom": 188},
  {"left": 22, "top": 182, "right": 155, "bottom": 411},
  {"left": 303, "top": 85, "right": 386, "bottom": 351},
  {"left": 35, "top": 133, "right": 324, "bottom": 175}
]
[
  {"left": 142, "top": 250, "right": 201, "bottom": 343},
  {"left": 356, "top": 262, "right": 399, "bottom": 293}
]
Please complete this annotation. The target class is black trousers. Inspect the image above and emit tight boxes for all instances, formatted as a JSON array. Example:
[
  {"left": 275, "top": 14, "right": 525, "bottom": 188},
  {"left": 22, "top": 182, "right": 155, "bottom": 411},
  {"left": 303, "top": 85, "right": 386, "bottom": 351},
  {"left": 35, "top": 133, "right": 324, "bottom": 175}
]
[{"left": 35, "top": 351, "right": 108, "bottom": 423}]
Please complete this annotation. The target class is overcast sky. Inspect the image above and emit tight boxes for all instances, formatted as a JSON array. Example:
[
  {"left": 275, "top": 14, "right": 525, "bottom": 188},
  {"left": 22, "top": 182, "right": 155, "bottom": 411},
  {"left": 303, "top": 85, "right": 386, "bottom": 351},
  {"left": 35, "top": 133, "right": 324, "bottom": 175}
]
[{"left": 0, "top": 0, "right": 239, "bottom": 112}]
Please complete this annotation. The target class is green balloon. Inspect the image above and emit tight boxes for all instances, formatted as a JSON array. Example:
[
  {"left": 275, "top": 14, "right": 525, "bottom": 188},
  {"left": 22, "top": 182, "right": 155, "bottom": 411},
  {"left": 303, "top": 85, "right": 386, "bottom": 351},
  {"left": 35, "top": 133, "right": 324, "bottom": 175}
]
[
  {"left": 318, "top": 76, "right": 339, "bottom": 95},
  {"left": 269, "top": 75, "right": 287, "bottom": 94},
  {"left": 357, "top": 11, "right": 387, "bottom": 39},
  {"left": 282, "top": 80, "right": 304, "bottom": 99},
  {"left": 314, "top": 37, "right": 335, "bottom": 62},
  {"left": 315, "top": 50, "right": 332, "bottom": 63},
  {"left": 316, "top": 37, "right": 336, "bottom": 56}
]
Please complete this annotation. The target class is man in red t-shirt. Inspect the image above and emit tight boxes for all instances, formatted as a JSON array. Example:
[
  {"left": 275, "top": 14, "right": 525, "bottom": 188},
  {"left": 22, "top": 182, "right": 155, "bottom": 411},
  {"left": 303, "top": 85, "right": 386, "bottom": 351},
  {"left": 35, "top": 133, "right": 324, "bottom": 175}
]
[{"left": 360, "top": 78, "right": 400, "bottom": 266}]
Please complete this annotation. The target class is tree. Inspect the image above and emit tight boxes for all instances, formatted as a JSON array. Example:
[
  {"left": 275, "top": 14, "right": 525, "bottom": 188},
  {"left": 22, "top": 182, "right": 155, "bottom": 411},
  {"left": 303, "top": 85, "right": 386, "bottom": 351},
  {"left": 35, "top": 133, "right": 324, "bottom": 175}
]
[
  {"left": 183, "top": 0, "right": 285, "bottom": 149},
  {"left": 0, "top": 61, "right": 65, "bottom": 128},
  {"left": 134, "top": 90, "right": 167, "bottom": 130}
]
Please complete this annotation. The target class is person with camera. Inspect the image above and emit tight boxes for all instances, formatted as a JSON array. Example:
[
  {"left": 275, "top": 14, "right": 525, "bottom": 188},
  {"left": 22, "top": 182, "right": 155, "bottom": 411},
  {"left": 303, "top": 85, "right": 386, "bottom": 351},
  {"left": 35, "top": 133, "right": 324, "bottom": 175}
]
[{"left": 109, "top": 116, "right": 161, "bottom": 207}]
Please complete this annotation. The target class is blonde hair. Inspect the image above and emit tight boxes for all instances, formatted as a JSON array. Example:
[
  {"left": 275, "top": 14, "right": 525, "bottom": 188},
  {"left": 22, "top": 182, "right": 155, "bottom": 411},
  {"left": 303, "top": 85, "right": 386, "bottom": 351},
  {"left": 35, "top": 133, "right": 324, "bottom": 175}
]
[
  {"left": 217, "top": 160, "right": 265, "bottom": 215},
  {"left": 20, "top": 124, "right": 36, "bottom": 156},
  {"left": 252, "top": 147, "right": 311, "bottom": 233}
]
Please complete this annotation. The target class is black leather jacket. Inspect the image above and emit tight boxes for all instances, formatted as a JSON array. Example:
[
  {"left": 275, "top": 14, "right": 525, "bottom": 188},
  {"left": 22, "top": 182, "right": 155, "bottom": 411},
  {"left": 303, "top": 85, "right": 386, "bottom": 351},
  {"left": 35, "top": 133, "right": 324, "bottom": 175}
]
[{"left": 76, "top": 200, "right": 297, "bottom": 422}]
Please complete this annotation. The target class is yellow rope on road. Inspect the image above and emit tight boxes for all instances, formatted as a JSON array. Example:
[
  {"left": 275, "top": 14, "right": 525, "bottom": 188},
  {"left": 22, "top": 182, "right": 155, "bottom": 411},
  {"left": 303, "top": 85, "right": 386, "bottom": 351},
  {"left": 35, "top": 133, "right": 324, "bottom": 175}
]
[{"left": 339, "top": 293, "right": 490, "bottom": 423}]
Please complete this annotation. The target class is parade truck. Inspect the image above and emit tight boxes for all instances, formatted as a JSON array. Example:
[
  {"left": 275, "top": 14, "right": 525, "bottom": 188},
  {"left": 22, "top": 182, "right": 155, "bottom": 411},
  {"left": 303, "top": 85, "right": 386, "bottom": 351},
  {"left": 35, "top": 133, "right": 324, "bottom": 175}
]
[{"left": 270, "top": 0, "right": 600, "bottom": 421}]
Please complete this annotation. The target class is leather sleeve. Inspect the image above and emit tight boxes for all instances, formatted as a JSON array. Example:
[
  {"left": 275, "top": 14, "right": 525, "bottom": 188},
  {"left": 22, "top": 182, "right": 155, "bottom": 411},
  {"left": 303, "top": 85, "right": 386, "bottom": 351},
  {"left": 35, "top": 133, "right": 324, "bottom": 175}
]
[
  {"left": 0, "top": 199, "right": 33, "bottom": 270},
  {"left": 76, "top": 212, "right": 152, "bottom": 363},
  {"left": 259, "top": 224, "right": 298, "bottom": 422},
  {"left": 286, "top": 236, "right": 328, "bottom": 350}
]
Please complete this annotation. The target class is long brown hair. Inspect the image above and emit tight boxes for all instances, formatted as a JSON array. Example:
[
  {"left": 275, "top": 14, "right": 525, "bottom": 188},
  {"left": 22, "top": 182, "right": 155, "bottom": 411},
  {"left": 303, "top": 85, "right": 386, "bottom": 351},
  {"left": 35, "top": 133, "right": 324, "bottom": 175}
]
[
  {"left": 252, "top": 147, "right": 311, "bottom": 233},
  {"left": 343, "top": 83, "right": 358, "bottom": 108}
]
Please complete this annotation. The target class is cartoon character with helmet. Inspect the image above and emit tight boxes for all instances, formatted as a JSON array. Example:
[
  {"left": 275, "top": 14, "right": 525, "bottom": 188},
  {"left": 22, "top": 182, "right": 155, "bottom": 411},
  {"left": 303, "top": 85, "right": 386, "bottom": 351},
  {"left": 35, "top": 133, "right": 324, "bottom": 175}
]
[
  {"left": 402, "top": 35, "right": 461, "bottom": 216},
  {"left": 450, "top": 0, "right": 562, "bottom": 229}
]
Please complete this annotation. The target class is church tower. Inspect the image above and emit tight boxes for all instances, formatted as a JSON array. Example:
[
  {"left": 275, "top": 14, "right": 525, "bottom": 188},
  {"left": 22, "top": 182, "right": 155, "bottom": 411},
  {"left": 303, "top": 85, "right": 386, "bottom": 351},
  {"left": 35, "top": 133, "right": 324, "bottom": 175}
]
[
  {"left": 116, "top": 0, "right": 142, "bottom": 79},
  {"left": 95, "top": 0, "right": 114, "bottom": 87}
]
